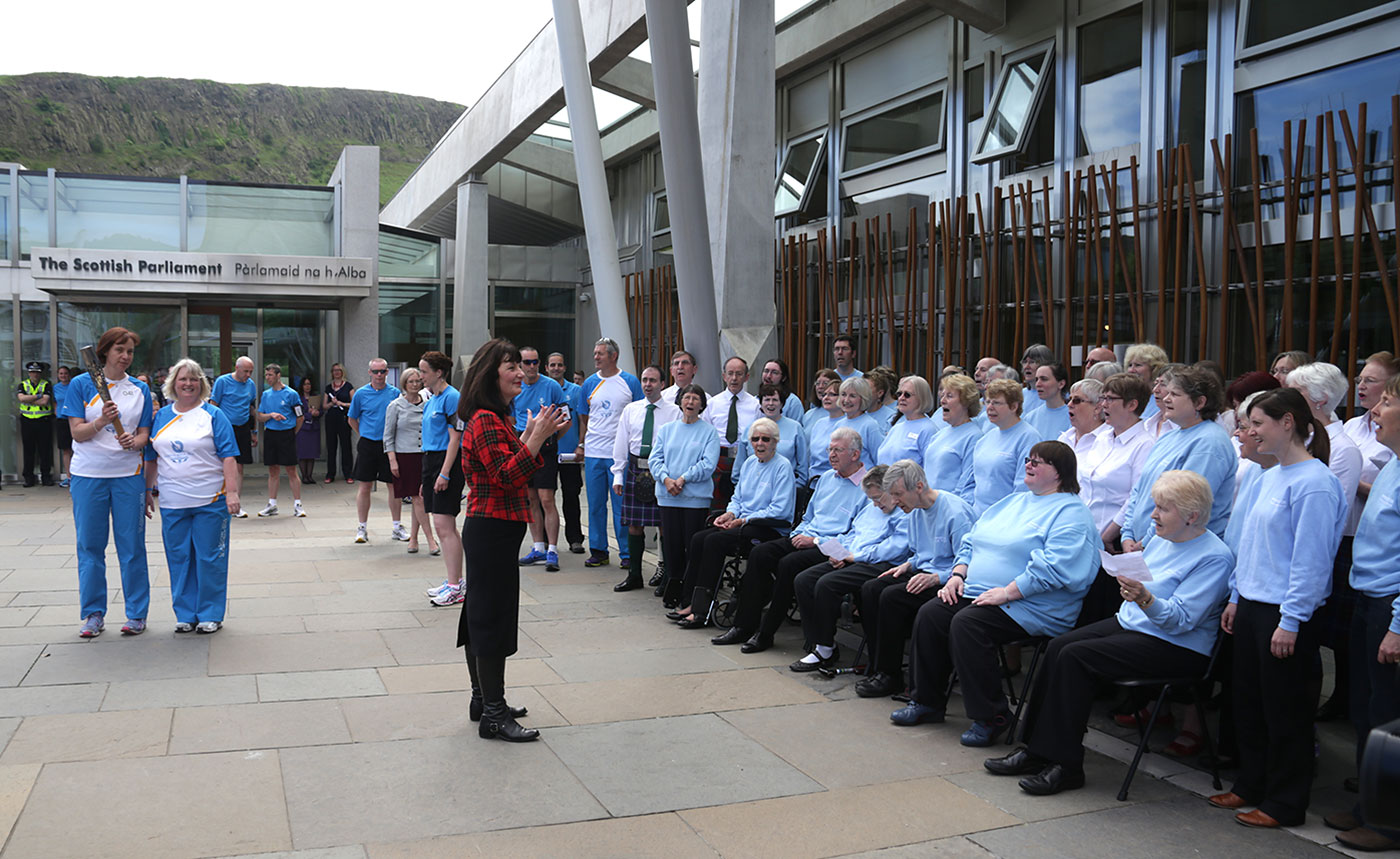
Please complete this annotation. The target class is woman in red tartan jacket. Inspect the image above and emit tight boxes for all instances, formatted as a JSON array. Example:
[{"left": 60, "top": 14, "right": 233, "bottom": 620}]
[{"left": 456, "top": 337, "right": 570, "bottom": 742}]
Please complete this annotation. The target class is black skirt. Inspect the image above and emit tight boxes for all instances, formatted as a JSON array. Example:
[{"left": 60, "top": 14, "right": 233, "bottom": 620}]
[{"left": 457, "top": 516, "right": 528, "bottom": 659}]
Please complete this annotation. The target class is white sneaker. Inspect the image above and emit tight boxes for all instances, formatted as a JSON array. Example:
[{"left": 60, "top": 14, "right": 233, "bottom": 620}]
[
  {"left": 391, "top": 524, "right": 410, "bottom": 542},
  {"left": 257, "top": 502, "right": 279, "bottom": 517},
  {"left": 429, "top": 581, "right": 465, "bottom": 606},
  {"left": 354, "top": 525, "right": 368, "bottom": 544},
  {"left": 425, "top": 579, "right": 452, "bottom": 597},
  {"left": 232, "top": 510, "right": 249, "bottom": 519},
  {"left": 293, "top": 502, "right": 307, "bottom": 518}
]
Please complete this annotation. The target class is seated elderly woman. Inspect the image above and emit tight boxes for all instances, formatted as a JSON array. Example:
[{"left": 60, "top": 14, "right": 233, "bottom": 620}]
[
  {"left": 670, "top": 417, "right": 796, "bottom": 628},
  {"left": 890, "top": 440, "right": 1099, "bottom": 746},
  {"left": 856, "top": 458, "right": 977, "bottom": 698},
  {"left": 983, "top": 470, "right": 1235, "bottom": 795},
  {"left": 733, "top": 383, "right": 809, "bottom": 488},
  {"left": 971, "top": 378, "right": 1041, "bottom": 515},
  {"left": 787, "top": 465, "right": 910, "bottom": 671},
  {"left": 922, "top": 373, "right": 981, "bottom": 504}
]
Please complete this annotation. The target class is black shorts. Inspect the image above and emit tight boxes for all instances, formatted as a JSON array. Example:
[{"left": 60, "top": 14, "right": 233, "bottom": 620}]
[
  {"left": 354, "top": 437, "right": 394, "bottom": 483},
  {"left": 530, "top": 438, "right": 559, "bottom": 490},
  {"left": 421, "top": 449, "right": 464, "bottom": 517},
  {"left": 55, "top": 417, "right": 73, "bottom": 452},
  {"left": 262, "top": 428, "right": 297, "bottom": 467},
  {"left": 231, "top": 422, "right": 253, "bottom": 464}
]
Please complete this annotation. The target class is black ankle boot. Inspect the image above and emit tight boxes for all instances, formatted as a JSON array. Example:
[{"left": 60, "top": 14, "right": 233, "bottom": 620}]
[
  {"left": 478, "top": 700, "right": 540, "bottom": 741},
  {"left": 469, "top": 696, "right": 530, "bottom": 722}
]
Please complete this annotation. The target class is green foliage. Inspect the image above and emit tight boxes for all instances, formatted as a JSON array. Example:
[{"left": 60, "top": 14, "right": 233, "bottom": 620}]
[
  {"left": 88, "top": 135, "right": 104, "bottom": 154},
  {"left": 33, "top": 96, "right": 61, "bottom": 114}
]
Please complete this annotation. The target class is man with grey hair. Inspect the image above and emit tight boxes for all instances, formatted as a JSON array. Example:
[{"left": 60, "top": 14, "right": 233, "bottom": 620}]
[
  {"left": 210, "top": 355, "right": 259, "bottom": 518},
  {"left": 973, "top": 357, "right": 1001, "bottom": 397},
  {"left": 710, "top": 427, "right": 869, "bottom": 653},
  {"left": 348, "top": 357, "right": 401, "bottom": 544},
  {"left": 577, "top": 338, "right": 643, "bottom": 568}
]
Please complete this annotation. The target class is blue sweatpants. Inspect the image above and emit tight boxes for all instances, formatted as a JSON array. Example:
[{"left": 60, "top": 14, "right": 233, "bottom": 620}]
[
  {"left": 72, "top": 474, "right": 150, "bottom": 621},
  {"left": 585, "top": 455, "right": 628, "bottom": 561},
  {"left": 161, "top": 500, "right": 232, "bottom": 624}
]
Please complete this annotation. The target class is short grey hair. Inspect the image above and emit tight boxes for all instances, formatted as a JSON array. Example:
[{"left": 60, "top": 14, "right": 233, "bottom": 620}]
[
  {"left": 1022, "top": 344, "right": 1055, "bottom": 366},
  {"left": 883, "top": 459, "right": 926, "bottom": 494},
  {"left": 1085, "top": 361, "right": 1122, "bottom": 383},
  {"left": 986, "top": 364, "right": 1020, "bottom": 383},
  {"left": 595, "top": 338, "right": 620, "bottom": 358},
  {"left": 1286, "top": 362, "right": 1349, "bottom": 415},
  {"left": 829, "top": 426, "right": 863, "bottom": 453},
  {"left": 840, "top": 376, "right": 877, "bottom": 412},
  {"left": 748, "top": 417, "right": 780, "bottom": 442},
  {"left": 1151, "top": 470, "right": 1214, "bottom": 525},
  {"left": 1069, "top": 378, "right": 1105, "bottom": 403}
]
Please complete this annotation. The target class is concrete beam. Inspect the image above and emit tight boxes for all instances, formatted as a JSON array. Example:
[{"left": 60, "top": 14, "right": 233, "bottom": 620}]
[
  {"left": 499, "top": 139, "right": 579, "bottom": 188},
  {"left": 776, "top": 0, "right": 929, "bottom": 78},
  {"left": 596, "top": 56, "right": 657, "bottom": 109},
  {"left": 916, "top": 0, "right": 1004, "bottom": 31}
]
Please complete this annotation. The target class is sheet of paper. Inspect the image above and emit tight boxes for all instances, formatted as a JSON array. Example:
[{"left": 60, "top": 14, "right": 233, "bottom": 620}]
[
  {"left": 818, "top": 538, "right": 853, "bottom": 561},
  {"left": 1100, "top": 549, "right": 1153, "bottom": 582}
]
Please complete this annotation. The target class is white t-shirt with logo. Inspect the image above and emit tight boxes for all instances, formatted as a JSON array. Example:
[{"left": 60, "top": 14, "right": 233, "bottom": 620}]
[
  {"left": 145, "top": 403, "right": 241, "bottom": 509},
  {"left": 60, "top": 373, "right": 154, "bottom": 478}
]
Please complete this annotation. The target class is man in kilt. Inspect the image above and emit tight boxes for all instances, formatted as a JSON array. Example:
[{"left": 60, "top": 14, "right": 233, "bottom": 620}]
[{"left": 611, "top": 365, "right": 681, "bottom": 591}]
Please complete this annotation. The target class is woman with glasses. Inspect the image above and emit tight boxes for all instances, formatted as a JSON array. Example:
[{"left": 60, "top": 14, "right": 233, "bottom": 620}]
[
  {"left": 734, "top": 383, "right": 809, "bottom": 488},
  {"left": 970, "top": 379, "right": 1041, "bottom": 516},
  {"left": 1057, "top": 378, "right": 1107, "bottom": 457},
  {"left": 877, "top": 375, "right": 943, "bottom": 467},
  {"left": 384, "top": 367, "right": 437, "bottom": 556},
  {"left": 650, "top": 384, "right": 721, "bottom": 607}
]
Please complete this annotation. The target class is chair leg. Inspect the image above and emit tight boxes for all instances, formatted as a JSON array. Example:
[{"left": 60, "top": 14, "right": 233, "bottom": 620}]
[
  {"left": 1006, "top": 640, "right": 1047, "bottom": 745},
  {"left": 997, "top": 645, "right": 1015, "bottom": 703},
  {"left": 1117, "top": 684, "right": 1171, "bottom": 801},
  {"left": 1191, "top": 688, "right": 1223, "bottom": 790}
]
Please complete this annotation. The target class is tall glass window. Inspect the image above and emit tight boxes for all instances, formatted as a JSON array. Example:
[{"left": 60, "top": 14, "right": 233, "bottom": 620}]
[
  {"left": 20, "top": 302, "right": 50, "bottom": 368},
  {"left": 261, "top": 308, "right": 322, "bottom": 391},
  {"left": 379, "top": 283, "right": 441, "bottom": 365},
  {"left": 187, "top": 183, "right": 335, "bottom": 256},
  {"left": 0, "top": 302, "right": 14, "bottom": 476},
  {"left": 1077, "top": 6, "right": 1143, "bottom": 156},
  {"left": 55, "top": 176, "right": 180, "bottom": 251},
  {"left": 18, "top": 172, "right": 50, "bottom": 259},
  {"left": 0, "top": 172, "right": 10, "bottom": 261},
  {"left": 1171, "top": 0, "right": 1210, "bottom": 177},
  {"left": 776, "top": 134, "right": 826, "bottom": 214},
  {"left": 57, "top": 303, "right": 182, "bottom": 380}
]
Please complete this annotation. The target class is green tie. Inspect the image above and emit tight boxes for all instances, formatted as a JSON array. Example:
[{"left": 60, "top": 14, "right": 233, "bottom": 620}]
[
  {"left": 726, "top": 395, "right": 739, "bottom": 444},
  {"left": 640, "top": 403, "right": 656, "bottom": 457}
]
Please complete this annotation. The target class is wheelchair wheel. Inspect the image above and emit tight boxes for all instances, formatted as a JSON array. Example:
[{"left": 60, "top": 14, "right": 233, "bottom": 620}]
[{"left": 712, "top": 598, "right": 737, "bottom": 630}]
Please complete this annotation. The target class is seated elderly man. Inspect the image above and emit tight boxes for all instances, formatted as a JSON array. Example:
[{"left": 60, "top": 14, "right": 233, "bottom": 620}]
[
  {"left": 890, "top": 441, "right": 1099, "bottom": 747},
  {"left": 670, "top": 417, "right": 796, "bottom": 629},
  {"left": 711, "top": 427, "right": 869, "bottom": 651},
  {"left": 855, "top": 459, "right": 977, "bottom": 698},
  {"left": 788, "top": 465, "right": 911, "bottom": 672},
  {"left": 984, "top": 470, "right": 1233, "bottom": 795}
]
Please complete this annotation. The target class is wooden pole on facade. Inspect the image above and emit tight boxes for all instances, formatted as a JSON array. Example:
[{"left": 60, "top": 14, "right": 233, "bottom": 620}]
[
  {"left": 1341, "top": 105, "right": 1400, "bottom": 353},
  {"left": 1341, "top": 105, "right": 1366, "bottom": 399},
  {"left": 1325, "top": 115, "right": 1345, "bottom": 366},
  {"left": 1281, "top": 121, "right": 1298, "bottom": 353},
  {"left": 1309, "top": 117, "right": 1324, "bottom": 357},
  {"left": 1181, "top": 145, "right": 1209, "bottom": 363},
  {"left": 1128, "top": 157, "right": 1147, "bottom": 342}
]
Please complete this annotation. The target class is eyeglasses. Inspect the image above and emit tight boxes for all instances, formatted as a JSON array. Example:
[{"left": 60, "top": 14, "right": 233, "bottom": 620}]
[
  {"left": 370, "top": 369, "right": 388, "bottom": 375},
  {"left": 896, "top": 390, "right": 915, "bottom": 399},
  {"left": 1024, "top": 457, "right": 1048, "bottom": 467},
  {"left": 521, "top": 359, "right": 539, "bottom": 365},
  {"left": 749, "top": 435, "right": 774, "bottom": 443},
  {"left": 1099, "top": 394, "right": 1123, "bottom": 403},
  {"left": 1067, "top": 396, "right": 1094, "bottom": 405}
]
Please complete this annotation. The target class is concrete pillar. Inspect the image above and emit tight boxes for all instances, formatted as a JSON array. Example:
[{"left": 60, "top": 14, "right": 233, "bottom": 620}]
[
  {"left": 452, "top": 175, "right": 491, "bottom": 375},
  {"left": 698, "top": 0, "right": 777, "bottom": 379},
  {"left": 551, "top": 0, "right": 637, "bottom": 375},
  {"left": 329, "top": 146, "right": 381, "bottom": 383},
  {"left": 644, "top": 0, "right": 722, "bottom": 394}
]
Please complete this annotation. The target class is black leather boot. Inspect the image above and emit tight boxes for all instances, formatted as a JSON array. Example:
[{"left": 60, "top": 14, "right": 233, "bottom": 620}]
[
  {"left": 615, "top": 533, "right": 646, "bottom": 591},
  {"left": 465, "top": 646, "right": 528, "bottom": 723},
  {"left": 475, "top": 656, "right": 539, "bottom": 742}
]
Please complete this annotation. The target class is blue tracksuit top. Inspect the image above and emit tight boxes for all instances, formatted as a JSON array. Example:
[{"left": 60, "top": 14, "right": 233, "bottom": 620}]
[
  {"left": 727, "top": 453, "right": 797, "bottom": 533},
  {"left": 1350, "top": 458, "right": 1400, "bottom": 634},
  {"left": 806, "top": 412, "right": 843, "bottom": 482},
  {"left": 877, "top": 416, "right": 943, "bottom": 467},
  {"left": 922, "top": 420, "right": 980, "bottom": 504},
  {"left": 733, "top": 416, "right": 809, "bottom": 487},
  {"left": 1230, "top": 458, "right": 1348, "bottom": 632},
  {"left": 1116, "top": 529, "right": 1235, "bottom": 656},
  {"left": 839, "top": 504, "right": 910, "bottom": 566},
  {"left": 793, "top": 469, "right": 869, "bottom": 540},
  {"left": 1120, "top": 419, "right": 1237, "bottom": 546},
  {"left": 648, "top": 418, "right": 720, "bottom": 509},
  {"left": 956, "top": 491, "right": 1100, "bottom": 637},
  {"left": 907, "top": 490, "right": 976, "bottom": 574},
  {"left": 869, "top": 402, "right": 898, "bottom": 435},
  {"left": 971, "top": 420, "right": 1040, "bottom": 516},
  {"left": 1023, "top": 402, "right": 1071, "bottom": 440}
]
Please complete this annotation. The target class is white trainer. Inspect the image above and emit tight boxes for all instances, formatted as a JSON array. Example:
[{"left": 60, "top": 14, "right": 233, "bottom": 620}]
[
  {"left": 257, "top": 502, "right": 279, "bottom": 517},
  {"left": 354, "top": 525, "right": 368, "bottom": 544},
  {"left": 293, "top": 502, "right": 307, "bottom": 518},
  {"left": 391, "top": 524, "right": 410, "bottom": 542}
]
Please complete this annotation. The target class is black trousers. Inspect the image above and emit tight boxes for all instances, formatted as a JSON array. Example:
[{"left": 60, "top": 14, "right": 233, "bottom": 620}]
[
  {"left": 1026, "top": 618, "right": 1208, "bottom": 772},
  {"left": 323, "top": 409, "right": 353, "bottom": 480},
  {"left": 457, "top": 517, "right": 528, "bottom": 659},
  {"left": 794, "top": 561, "right": 883, "bottom": 649},
  {"left": 910, "top": 598, "right": 1029, "bottom": 721},
  {"left": 732, "top": 539, "right": 826, "bottom": 636},
  {"left": 1231, "top": 597, "right": 1319, "bottom": 826},
  {"left": 680, "top": 522, "right": 781, "bottom": 603},
  {"left": 557, "top": 463, "right": 584, "bottom": 545},
  {"left": 861, "top": 575, "right": 939, "bottom": 677},
  {"left": 1074, "top": 566, "right": 1122, "bottom": 628},
  {"left": 20, "top": 415, "right": 53, "bottom": 481},
  {"left": 1348, "top": 592, "right": 1400, "bottom": 836},
  {"left": 658, "top": 506, "right": 707, "bottom": 593}
]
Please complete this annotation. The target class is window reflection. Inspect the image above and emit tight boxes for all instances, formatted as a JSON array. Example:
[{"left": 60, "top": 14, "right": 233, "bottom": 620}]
[
  {"left": 55, "top": 176, "right": 181, "bottom": 252},
  {"left": 17, "top": 172, "right": 49, "bottom": 259},
  {"left": 776, "top": 136, "right": 824, "bottom": 213},
  {"left": 1171, "top": 0, "right": 1209, "bottom": 177},
  {"left": 1077, "top": 6, "right": 1142, "bottom": 156},
  {"left": 1243, "top": 0, "right": 1390, "bottom": 48},
  {"left": 974, "top": 46, "right": 1053, "bottom": 162},
  {"left": 843, "top": 91, "right": 945, "bottom": 172}
]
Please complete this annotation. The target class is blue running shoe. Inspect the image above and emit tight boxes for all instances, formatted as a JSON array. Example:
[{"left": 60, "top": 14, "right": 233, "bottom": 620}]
[
  {"left": 960, "top": 717, "right": 1009, "bottom": 747},
  {"left": 519, "top": 548, "right": 547, "bottom": 565},
  {"left": 544, "top": 550, "right": 560, "bottom": 571}
]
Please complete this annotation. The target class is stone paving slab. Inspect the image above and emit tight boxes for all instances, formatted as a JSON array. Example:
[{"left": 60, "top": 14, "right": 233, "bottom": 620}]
[
  {"left": 941, "top": 749, "right": 1183, "bottom": 823},
  {"left": 0, "top": 682, "right": 108, "bottom": 716},
  {"left": 22, "top": 636, "right": 210, "bottom": 685},
  {"left": 364, "top": 812, "right": 719, "bottom": 858},
  {"left": 834, "top": 836, "right": 1000, "bottom": 858},
  {"left": 1, "top": 707, "right": 171, "bottom": 764},
  {"left": 169, "top": 699, "right": 352, "bottom": 754},
  {"left": 256, "top": 668, "right": 387, "bottom": 702},
  {"left": 101, "top": 674, "right": 260, "bottom": 711},
  {"left": 0, "top": 644, "right": 42, "bottom": 686},
  {"left": 339, "top": 689, "right": 567, "bottom": 744},
  {"left": 207, "top": 630, "right": 396, "bottom": 675},
  {"left": 537, "top": 667, "right": 828, "bottom": 725},
  {"left": 376, "top": 657, "right": 565, "bottom": 695},
  {"left": 543, "top": 644, "right": 743, "bottom": 683},
  {"left": 0, "top": 763, "right": 42, "bottom": 851}
]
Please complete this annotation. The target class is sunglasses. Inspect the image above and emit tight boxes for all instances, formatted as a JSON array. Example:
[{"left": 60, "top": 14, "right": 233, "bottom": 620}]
[
  {"left": 896, "top": 390, "right": 915, "bottom": 399},
  {"left": 1067, "top": 396, "right": 1094, "bottom": 405},
  {"left": 749, "top": 435, "right": 774, "bottom": 443},
  {"left": 521, "top": 359, "right": 539, "bottom": 365},
  {"left": 370, "top": 369, "right": 388, "bottom": 375}
]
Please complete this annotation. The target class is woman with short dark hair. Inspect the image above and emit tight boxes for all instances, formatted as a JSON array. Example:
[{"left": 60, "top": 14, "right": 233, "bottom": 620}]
[{"left": 649, "top": 384, "right": 721, "bottom": 607}]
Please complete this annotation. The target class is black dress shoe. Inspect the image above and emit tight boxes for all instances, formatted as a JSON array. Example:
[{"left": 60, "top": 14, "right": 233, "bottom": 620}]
[
  {"left": 614, "top": 577, "right": 644, "bottom": 592},
  {"left": 648, "top": 571, "right": 663, "bottom": 587},
  {"left": 1018, "top": 763, "right": 1086, "bottom": 796},
  {"left": 789, "top": 645, "right": 840, "bottom": 673},
  {"left": 469, "top": 698, "right": 528, "bottom": 722},
  {"left": 711, "top": 627, "right": 750, "bottom": 645},
  {"left": 665, "top": 609, "right": 686, "bottom": 621},
  {"left": 740, "top": 634, "right": 773, "bottom": 654},
  {"left": 676, "top": 615, "right": 709, "bottom": 630},
  {"left": 984, "top": 747, "right": 1048, "bottom": 776},
  {"left": 854, "top": 672, "right": 901, "bottom": 698}
]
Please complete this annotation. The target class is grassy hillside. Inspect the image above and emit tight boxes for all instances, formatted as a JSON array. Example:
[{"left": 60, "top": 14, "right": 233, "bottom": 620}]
[{"left": 0, "top": 73, "right": 464, "bottom": 206}]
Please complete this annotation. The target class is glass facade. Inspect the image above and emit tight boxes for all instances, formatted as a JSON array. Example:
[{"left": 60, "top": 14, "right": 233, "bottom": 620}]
[
  {"left": 378, "top": 282, "right": 441, "bottom": 365},
  {"left": 0, "top": 171, "right": 9, "bottom": 260},
  {"left": 1242, "top": 0, "right": 1391, "bottom": 48},
  {"left": 56, "top": 303, "right": 182, "bottom": 381},
  {"left": 20, "top": 302, "right": 50, "bottom": 369},
  {"left": 1077, "top": 6, "right": 1142, "bottom": 155},
  {"left": 973, "top": 46, "right": 1054, "bottom": 162},
  {"left": 262, "top": 308, "right": 323, "bottom": 391},
  {"left": 494, "top": 285, "right": 575, "bottom": 369},
  {"left": 843, "top": 90, "right": 945, "bottom": 172},
  {"left": 378, "top": 230, "right": 440, "bottom": 279},
  {"left": 187, "top": 183, "right": 335, "bottom": 255},
  {"left": 0, "top": 300, "right": 14, "bottom": 476},
  {"left": 18, "top": 172, "right": 48, "bottom": 259},
  {"left": 54, "top": 176, "right": 181, "bottom": 251}
]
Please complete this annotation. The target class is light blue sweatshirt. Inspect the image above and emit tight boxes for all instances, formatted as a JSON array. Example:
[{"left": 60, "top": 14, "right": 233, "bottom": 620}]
[
  {"left": 806, "top": 412, "right": 843, "bottom": 483},
  {"left": 648, "top": 418, "right": 721, "bottom": 509},
  {"left": 839, "top": 504, "right": 910, "bottom": 566},
  {"left": 1116, "top": 529, "right": 1235, "bottom": 656},
  {"left": 842, "top": 413, "right": 886, "bottom": 469},
  {"left": 971, "top": 420, "right": 1040, "bottom": 516},
  {"left": 870, "top": 402, "right": 898, "bottom": 435},
  {"left": 877, "top": 416, "right": 943, "bottom": 467},
  {"left": 1230, "top": 458, "right": 1348, "bottom": 632},
  {"left": 922, "top": 420, "right": 980, "bottom": 505},
  {"left": 1224, "top": 460, "right": 1270, "bottom": 555},
  {"left": 907, "top": 490, "right": 976, "bottom": 573},
  {"left": 1120, "top": 420, "right": 1237, "bottom": 546},
  {"left": 956, "top": 491, "right": 1100, "bottom": 637},
  {"left": 802, "top": 404, "right": 826, "bottom": 431},
  {"left": 783, "top": 393, "right": 805, "bottom": 422},
  {"left": 726, "top": 453, "right": 797, "bottom": 533},
  {"left": 1350, "top": 458, "right": 1400, "bottom": 634},
  {"left": 793, "top": 469, "right": 869, "bottom": 540},
  {"left": 733, "top": 415, "right": 809, "bottom": 487},
  {"left": 1023, "top": 401, "right": 1071, "bottom": 440}
]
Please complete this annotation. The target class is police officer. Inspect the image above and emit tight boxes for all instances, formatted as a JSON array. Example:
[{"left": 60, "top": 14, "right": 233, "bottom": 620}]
[{"left": 17, "top": 361, "right": 55, "bottom": 487}]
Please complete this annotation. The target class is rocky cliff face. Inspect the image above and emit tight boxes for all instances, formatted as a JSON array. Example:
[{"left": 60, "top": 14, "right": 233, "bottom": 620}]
[{"left": 0, "top": 73, "right": 464, "bottom": 204}]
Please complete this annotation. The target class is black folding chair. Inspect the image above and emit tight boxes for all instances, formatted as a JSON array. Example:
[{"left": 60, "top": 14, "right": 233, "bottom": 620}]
[{"left": 997, "top": 636, "right": 1050, "bottom": 745}]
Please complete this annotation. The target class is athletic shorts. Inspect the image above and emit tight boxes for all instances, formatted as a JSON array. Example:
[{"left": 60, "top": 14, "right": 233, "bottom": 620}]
[
  {"left": 353, "top": 437, "right": 394, "bottom": 483},
  {"left": 530, "top": 438, "right": 559, "bottom": 489},
  {"left": 421, "top": 449, "right": 464, "bottom": 517},
  {"left": 262, "top": 429, "right": 297, "bottom": 467},
  {"left": 55, "top": 417, "right": 73, "bottom": 452},
  {"left": 231, "top": 422, "right": 253, "bottom": 464}
]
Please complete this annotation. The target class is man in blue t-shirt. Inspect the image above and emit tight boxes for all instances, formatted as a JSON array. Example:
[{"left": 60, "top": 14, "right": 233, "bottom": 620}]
[
  {"left": 514, "top": 346, "right": 570, "bottom": 570},
  {"left": 547, "top": 351, "right": 586, "bottom": 554},
  {"left": 210, "top": 356, "right": 259, "bottom": 518},
  {"left": 347, "top": 357, "right": 402, "bottom": 544},
  {"left": 254, "top": 364, "right": 306, "bottom": 518}
]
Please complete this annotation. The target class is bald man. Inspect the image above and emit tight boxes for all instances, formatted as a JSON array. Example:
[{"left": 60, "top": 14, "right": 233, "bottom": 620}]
[
  {"left": 1084, "top": 347, "right": 1116, "bottom": 371},
  {"left": 210, "top": 356, "right": 260, "bottom": 518},
  {"left": 972, "top": 357, "right": 1000, "bottom": 397}
]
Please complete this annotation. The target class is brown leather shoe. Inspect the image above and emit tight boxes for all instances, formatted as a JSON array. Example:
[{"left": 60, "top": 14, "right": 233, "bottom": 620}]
[
  {"left": 1208, "top": 792, "right": 1248, "bottom": 809},
  {"left": 1337, "top": 827, "right": 1400, "bottom": 852},
  {"left": 1325, "top": 810, "right": 1363, "bottom": 831},
  {"left": 1235, "top": 809, "right": 1282, "bottom": 828}
]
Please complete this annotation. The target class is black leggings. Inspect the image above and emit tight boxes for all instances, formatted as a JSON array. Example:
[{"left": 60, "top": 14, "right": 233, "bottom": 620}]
[{"left": 324, "top": 410, "right": 353, "bottom": 480}]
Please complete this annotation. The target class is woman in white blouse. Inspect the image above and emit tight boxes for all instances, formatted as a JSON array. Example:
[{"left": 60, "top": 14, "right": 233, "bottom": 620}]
[
  {"left": 1344, "top": 352, "right": 1400, "bottom": 507},
  {"left": 1058, "top": 378, "right": 1106, "bottom": 457}
]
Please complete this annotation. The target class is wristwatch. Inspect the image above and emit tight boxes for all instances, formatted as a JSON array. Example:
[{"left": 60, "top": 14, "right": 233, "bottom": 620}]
[{"left": 147, "top": 487, "right": 160, "bottom": 498}]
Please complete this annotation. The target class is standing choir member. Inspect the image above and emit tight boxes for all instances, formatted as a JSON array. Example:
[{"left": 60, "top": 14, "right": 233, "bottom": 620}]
[
  {"left": 455, "top": 338, "right": 569, "bottom": 743},
  {"left": 805, "top": 375, "right": 846, "bottom": 483},
  {"left": 1210, "top": 387, "right": 1347, "bottom": 828},
  {"left": 1057, "top": 378, "right": 1107, "bottom": 457},
  {"left": 803, "top": 369, "right": 840, "bottom": 430},
  {"left": 836, "top": 376, "right": 885, "bottom": 468},
  {"left": 700, "top": 357, "right": 761, "bottom": 511},
  {"left": 734, "top": 383, "right": 809, "bottom": 489},
  {"left": 1124, "top": 343, "right": 1169, "bottom": 420},
  {"left": 611, "top": 365, "right": 681, "bottom": 592},
  {"left": 145, "top": 359, "right": 240, "bottom": 634},
  {"left": 648, "top": 385, "right": 720, "bottom": 605},
  {"left": 970, "top": 378, "right": 1040, "bottom": 515},
  {"left": 1024, "top": 364, "right": 1072, "bottom": 440},
  {"left": 760, "top": 359, "right": 805, "bottom": 422},
  {"left": 61, "top": 327, "right": 154, "bottom": 637},
  {"left": 877, "top": 376, "right": 942, "bottom": 467},
  {"left": 921, "top": 374, "right": 981, "bottom": 504}
]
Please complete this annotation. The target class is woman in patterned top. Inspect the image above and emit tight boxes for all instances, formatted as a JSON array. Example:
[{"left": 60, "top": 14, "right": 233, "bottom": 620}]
[{"left": 455, "top": 338, "right": 569, "bottom": 743}]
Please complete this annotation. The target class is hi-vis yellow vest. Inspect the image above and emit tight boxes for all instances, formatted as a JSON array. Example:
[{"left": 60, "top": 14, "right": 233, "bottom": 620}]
[{"left": 19, "top": 379, "right": 52, "bottom": 419}]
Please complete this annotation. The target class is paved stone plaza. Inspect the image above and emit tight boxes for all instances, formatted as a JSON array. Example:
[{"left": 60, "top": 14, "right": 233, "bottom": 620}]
[{"left": 0, "top": 470, "right": 1368, "bottom": 857}]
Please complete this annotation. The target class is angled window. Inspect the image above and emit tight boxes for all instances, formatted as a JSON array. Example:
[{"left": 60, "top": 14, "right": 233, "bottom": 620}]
[
  {"left": 775, "top": 134, "right": 826, "bottom": 215},
  {"left": 1240, "top": 0, "right": 1396, "bottom": 52},
  {"left": 972, "top": 44, "right": 1055, "bottom": 164},
  {"left": 841, "top": 88, "right": 946, "bottom": 174}
]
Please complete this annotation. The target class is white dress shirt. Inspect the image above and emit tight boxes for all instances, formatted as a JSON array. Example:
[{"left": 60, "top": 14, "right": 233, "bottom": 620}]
[
  {"left": 1325, "top": 421, "right": 1364, "bottom": 536},
  {"left": 1344, "top": 411, "right": 1395, "bottom": 534},
  {"left": 1140, "top": 410, "right": 1178, "bottom": 440},
  {"left": 1082, "top": 419, "right": 1156, "bottom": 533},
  {"left": 702, "top": 389, "right": 762, "bottom": 450},
  {"left": 611, "top": 396, "right": 682, "bottom": 485}
]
